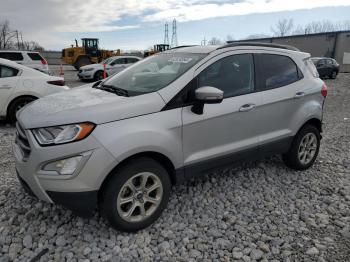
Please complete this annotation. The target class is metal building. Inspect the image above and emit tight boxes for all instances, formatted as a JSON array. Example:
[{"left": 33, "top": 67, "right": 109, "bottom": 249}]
[{"left": 229, "top": 30, "right": 350, "bottom": 72}]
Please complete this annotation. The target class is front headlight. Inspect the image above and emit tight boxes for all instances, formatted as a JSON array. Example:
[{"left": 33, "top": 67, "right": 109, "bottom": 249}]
[
  {"left": 84, "top": 68, "right": 94, "bottom": 72},
  {"left": 32, "top": 122, "right": 95, "bottom": 146}
]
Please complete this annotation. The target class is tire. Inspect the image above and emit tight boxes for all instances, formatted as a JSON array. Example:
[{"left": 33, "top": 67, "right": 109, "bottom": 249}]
[
  {"left": 282, "top": 125, "right": 321, "bottom": 170},
  {"left": 7, "top": 96, "right": 37, "bottom": 123},
  {"left": 330, "top": 71, "right": 337, "bottom": 79},
  {"left": 94, "top": 70, "right": 106, "bottom": 81},
  {"left": 100, "top": 157, "right": 171, "bottom": 232},
  {"left": 75, "top": 56, "right": 90, "bottom": 69}
]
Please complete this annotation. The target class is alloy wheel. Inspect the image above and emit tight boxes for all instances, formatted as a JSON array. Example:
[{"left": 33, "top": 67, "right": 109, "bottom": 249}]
[{"left": 298, "top": 133, "right": 318, "bottom": 165}]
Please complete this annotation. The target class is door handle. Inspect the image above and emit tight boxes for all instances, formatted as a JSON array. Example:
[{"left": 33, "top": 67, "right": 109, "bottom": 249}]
[
  {"left": 294, "top": 92, "right": 305, "bottom": 99},
  {"left": 0, "top": 85, "right": 11, "bottom": 89},
  {"left": 239, "top": 103, "right": 255, "bottom": 112}
]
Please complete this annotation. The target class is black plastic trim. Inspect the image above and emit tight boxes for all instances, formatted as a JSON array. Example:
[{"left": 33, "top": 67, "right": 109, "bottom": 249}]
[
  {"left": 46, "top": 190, "right": 98, "bottom": 217},
  {"left": 176, "top": 136, "right": 293, "bottom": 182},
  {"left": 221, "top": 42, "right": 300, "bottom": 51}
]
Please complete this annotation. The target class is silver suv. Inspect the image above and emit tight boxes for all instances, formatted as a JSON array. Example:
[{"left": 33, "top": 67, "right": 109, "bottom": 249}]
[{"left": 14, "top": 43, "right": 327, "bottom": 232}]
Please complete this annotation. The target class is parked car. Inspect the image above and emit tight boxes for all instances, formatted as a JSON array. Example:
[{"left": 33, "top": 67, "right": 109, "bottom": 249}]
[
  {"left": 0, "top": 58, "right": 69, "bottom": 122},
  {"left": 78, "top": 56, "right": 142, "bottom": 81},
  {"left": 15, "top": 43, "right": 327, "bottom": 232},
  {"left": 311, "top": 57, "right": 339, "bottom": 79},
  {"left": 0, "top": 50, "right": 49, "bottom": 74}
]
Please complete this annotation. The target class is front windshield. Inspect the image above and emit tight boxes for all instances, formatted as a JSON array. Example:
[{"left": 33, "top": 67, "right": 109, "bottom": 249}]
[
  {"left": 100, "top": 57, "right": 114, "bottom": 64},
  {"left": 103, "top": 53, "right": 205, "bottom": 96}
]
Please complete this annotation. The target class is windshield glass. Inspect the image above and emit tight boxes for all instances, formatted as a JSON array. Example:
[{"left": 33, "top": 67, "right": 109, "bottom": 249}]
[
  {"left": 103, "top": 53, "right": 205, "bottom": 96},
  {"left": 100, "top": 57, "right": 114, "bottom": 64}
]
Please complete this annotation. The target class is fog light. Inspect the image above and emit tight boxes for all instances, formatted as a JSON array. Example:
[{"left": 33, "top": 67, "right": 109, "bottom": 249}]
[{"left": 43, "top": 156, "right": 82, "bottom": 175}]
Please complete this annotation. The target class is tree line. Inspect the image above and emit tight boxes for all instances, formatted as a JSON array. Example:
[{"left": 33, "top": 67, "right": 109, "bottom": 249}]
[
  {"left": 0, "top": 20, "right": 44, "bottom": 51},
  {"left": 206, "top": 19, "right": 350, "bottom": 45}
]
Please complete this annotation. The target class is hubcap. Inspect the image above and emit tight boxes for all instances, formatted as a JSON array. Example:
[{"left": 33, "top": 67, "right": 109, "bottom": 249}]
[
  {"left": 117, "top": 172, "right": 163, "bottom": 223},
  {"left": 298, "top": 133, "right": 317, "bottom": 165}
]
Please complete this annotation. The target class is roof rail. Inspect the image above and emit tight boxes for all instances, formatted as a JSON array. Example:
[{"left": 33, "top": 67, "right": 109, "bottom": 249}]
[
  {"left": 218, "top": 42, "right": 300, "bottom": 51},
  {"left": 170, "top": 45, "right": 198, "bottom": 50}
]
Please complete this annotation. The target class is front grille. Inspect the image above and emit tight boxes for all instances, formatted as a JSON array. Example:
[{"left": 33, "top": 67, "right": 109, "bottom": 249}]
[{"left": 15, "top": 122, "right": 31, "bottom": 160}]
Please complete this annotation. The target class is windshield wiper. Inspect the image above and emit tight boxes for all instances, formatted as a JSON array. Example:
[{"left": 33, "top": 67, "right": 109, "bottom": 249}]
[{"left": 95, "top": 84, "right": 129, "bottom": 97}]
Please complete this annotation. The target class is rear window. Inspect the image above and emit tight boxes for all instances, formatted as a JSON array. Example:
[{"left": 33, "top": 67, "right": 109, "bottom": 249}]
[
  {"left": 27, "top": 52, "right": 43, "bottom": 61},
  {"left": 256, "top": 54, "right": 301, "bottom": 90},
  {"left": 0, "top": 52, "right": 24, "bottom": 61}
]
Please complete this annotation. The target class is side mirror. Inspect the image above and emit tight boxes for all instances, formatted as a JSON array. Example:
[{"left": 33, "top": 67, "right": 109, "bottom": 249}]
[{"left": 191, "top": 86, "right": 223, "bottom": 115}]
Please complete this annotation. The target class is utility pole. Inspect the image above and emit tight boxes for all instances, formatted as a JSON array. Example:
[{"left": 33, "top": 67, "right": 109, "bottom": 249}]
[
  {"left": 164, "top": 22, "right": 169, "bottom": 45},
  {"left": 201, "top": 37, "right": 207, "bottom": 46},
  {"left": 171, "top": 19, "right": 178, "bottom": 48},
  {"left": 15, "top": 30, "right": 20, "bottom": 50}
]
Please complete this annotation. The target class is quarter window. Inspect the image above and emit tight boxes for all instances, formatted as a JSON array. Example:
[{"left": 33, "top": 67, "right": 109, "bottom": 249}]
[
  {"left": 256, "top": 54, "right": 301, "bottom": 90},
  {"left": 0, "top": 65, "right": 19, "bottom": 78},
  {"left": 198, "top": 54, "right": 255, "bottom": 98}
]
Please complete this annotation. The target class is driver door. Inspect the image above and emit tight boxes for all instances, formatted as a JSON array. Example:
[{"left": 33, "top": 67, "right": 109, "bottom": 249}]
[
  {"left": 181, "top": 52, "right": 261, "bottom": 178},
  {"left": 109, "top": 58, "right": 128, "bottom": 75}
]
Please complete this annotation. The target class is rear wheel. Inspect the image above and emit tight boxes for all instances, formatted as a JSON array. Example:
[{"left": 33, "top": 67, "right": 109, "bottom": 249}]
[
  {"left": 330, "top": 71, "right": 337, "bottom": 79},
  {"left": 7, "top": 96, "right": 37, "bottom": 123},
  {"left": 100, "top": 157, "right": 171, "bottom": 232},
  {"left": 283, "top": 125, "right": 320, "bottom": 170}
]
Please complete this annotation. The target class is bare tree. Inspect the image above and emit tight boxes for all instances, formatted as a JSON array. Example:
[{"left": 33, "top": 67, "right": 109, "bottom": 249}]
[
  {"left": 22, "top": 41, "right": 44, "bottom": 51},
  {"left": 208, "top": 37, "right": 223, "bottom": 45},
  {"left": 0, "top": 20, "right": 16, "bottom": 49},
  {"left": 271, "top": 19, "right": 294, "bottom": 37},
  {"left": 225, "top": 35, "right": 234, "bottom": 42}
]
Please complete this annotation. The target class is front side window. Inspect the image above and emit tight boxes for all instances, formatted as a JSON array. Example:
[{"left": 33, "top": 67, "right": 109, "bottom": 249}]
[
  {"left": 111, "top": 58, "right": 126, "bottom": 65},
  {"left": 198, "top": 54, "right": 255, "bottom": 98},
  {"left": 126, "top": 58, "right": 139, "bottom": 64},
  {"left": 103, "top": 53, "right": 205, "bottom": 96},
  {"left": 256, "top": 54, "right": 300, "bottom": 90},
  {"left": 0, "top": 65, "right": 19, "bottom": 78}
]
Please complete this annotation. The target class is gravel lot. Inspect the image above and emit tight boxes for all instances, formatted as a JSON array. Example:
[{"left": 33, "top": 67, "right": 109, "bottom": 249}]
[{"left": 0, "top": 74, "right": 349, "bottom": 261}]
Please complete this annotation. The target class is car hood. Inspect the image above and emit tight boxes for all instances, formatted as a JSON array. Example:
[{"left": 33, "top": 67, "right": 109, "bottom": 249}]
[{"left": 17, "top": 86, "right": 166, "bottom": 129}]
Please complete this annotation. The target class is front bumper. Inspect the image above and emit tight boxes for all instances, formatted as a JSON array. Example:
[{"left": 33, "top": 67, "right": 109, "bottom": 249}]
[
  {"left": 14, "top": 122, "right": 117, "bottom": 216},
  {"left": 78, "top": 71, "right": 93, "bottom": 80}
]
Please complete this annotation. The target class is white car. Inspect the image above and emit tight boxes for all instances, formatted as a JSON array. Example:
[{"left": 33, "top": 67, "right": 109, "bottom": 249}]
[
  {"left": 78, "top": 56, "right": 142, "bottom": 81},
  {"left": 0, "top": 50, "right": 50, "bottom": 74},
  {"left": 0, "top": 58, "right": 69, "bottom": 122}
]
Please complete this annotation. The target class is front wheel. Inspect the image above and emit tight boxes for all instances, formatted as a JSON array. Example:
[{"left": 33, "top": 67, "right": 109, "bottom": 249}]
[
  {"left": 100, "top": 157, "right": 171, "bottom": 232},
  {"left": 283, "top": 125, "right": 321, "bottom": 170}
]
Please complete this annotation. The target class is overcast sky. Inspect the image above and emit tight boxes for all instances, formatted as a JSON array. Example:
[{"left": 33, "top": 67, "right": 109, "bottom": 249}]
[{"left": 1, "top": 0, "right": 350, "bottom": 50}]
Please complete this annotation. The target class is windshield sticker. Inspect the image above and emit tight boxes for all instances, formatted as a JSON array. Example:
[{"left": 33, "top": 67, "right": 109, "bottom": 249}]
[{"left": 168, "top": 57, "right": 193, "bottom": 63}]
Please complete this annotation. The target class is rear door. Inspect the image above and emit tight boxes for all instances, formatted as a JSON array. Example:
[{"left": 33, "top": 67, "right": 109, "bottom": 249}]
[
  {"left": 254, "top": 53, "right": 305, "bottom": 154},
  {"left": 181, "top": 52, "right": 261, "bottom": 177},
  {"left": 0, "top": 64, "right": 20, "bottom": 115}
]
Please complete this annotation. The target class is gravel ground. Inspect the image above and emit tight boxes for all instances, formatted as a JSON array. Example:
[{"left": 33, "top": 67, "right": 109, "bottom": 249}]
[
  {"left": 49, "top": 65, "right": 85, "bottom": 88},
  {"left": 0, "top": 74, "right": 349, "bottom": 261}
]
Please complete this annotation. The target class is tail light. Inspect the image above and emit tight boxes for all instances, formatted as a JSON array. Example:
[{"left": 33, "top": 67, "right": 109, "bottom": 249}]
[
  {"left": 321, "top": 84, "right": 328, "bottom": 98},
  {"left": 47, "top": 80, "right": 65, "bottom": 86},
  {"left": 41, "top": 59, "right": 48, "bottom": 65}
]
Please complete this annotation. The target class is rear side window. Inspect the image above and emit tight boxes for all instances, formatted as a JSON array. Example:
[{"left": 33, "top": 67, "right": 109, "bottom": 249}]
[
  {"left": 0, "top": 52, "right": 24, "bottom": 61},
  {"left": 0, "top": 65, "right": 19, "bottom": 78},
  {"left": 256, "top": 54, "right": 301, "bottom": 90},
  {"left": 27, "top": 52, "right": 43, "bottom": 61},
  {"left": 111, "top": 58, "right": 127, "bottom": 65},
  {"left": 126, "top": 58, "right": 139, "bottom": 64}
]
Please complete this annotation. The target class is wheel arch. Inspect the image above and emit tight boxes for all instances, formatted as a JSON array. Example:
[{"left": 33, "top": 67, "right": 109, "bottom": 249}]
[
  {"left": 98, "top": 151, "right": 178, "bottom": 204},
  {"left": 299, "top": 117, "right": 322, "bottom": 134},
  {"left": 6, "top": 94, "right": 38, "bottom": 120}
]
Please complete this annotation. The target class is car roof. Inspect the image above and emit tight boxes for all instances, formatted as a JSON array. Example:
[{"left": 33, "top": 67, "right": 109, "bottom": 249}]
[
  {"left": 0, "top": 50, "right": 39, "bottom": 54},
  {"left": 165, "top": 42, "right": 304, "bottom": 55},
  {"left": 0, "top": 58, "right": 40, "bottom": 72}
]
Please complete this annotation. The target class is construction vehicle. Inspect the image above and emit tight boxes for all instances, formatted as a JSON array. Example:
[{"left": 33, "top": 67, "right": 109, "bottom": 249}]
[
  {"left": 61, "top": 38, "right": 120, "bottom": 70},
  {"left": 144, "top": 44, "right": 170, "bottom": 57}
]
